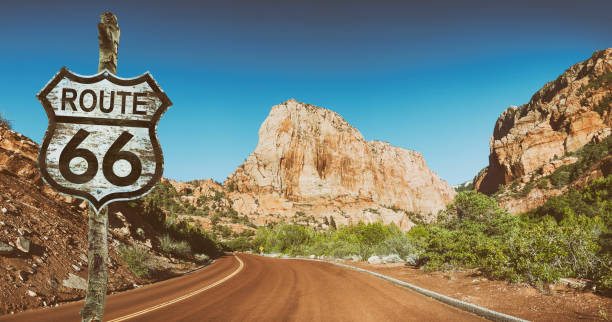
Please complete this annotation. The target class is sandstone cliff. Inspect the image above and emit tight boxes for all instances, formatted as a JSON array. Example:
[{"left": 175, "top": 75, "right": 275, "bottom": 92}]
[
  {"left": 225, "top": 99, "right": 455, "bottom": 229},
  {"left": 475, "top": 48, "right": 612, "bottom": 194}
]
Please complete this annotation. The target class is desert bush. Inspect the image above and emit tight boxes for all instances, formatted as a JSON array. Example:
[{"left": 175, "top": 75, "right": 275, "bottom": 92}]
[
  {"left": 537, "top": 178, "right": 549, "bottom": 189},
  {"left": 118, "top": 245, "right": 151, "bottom": 278},
  {"left": 224, "top": 237, "right": 251, "bottom": 252},
  {"left": 413, "top": 190, "right": 608, "bottom": 288},
  {"left": 158, "top": 234, "right": 192, "bottom": 258},
  {"left": 522, "top": 176, "right": 612, "bottom": 293},
  {"left": 248, "top": 220, "right": 418, "bottom": 260},
  {"left": 327, "top": 240, "right": 361, "bottom": 259},
  {"left": 549, "top": 169, "right": 570, "bottom": 188},
  {"left": 483, "top": 215, "right": 603, "bottom": 285},
  {"left": 373, "top": 233, "right": 419, "bottom": 259}
]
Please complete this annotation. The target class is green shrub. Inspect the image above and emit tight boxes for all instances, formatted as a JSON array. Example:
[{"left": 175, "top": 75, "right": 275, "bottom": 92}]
[
  {"left": 549, "top": 169, "right": 570, "bottom": 188},
  {"left": 483, "top": 216, "right": 603, "bottom": 284},
  {"left": 118, "top": 245, "right": 151, "bottom": 278},
  {"left": 328, "top": 240, "right": 361, "bottom": 258},
  {"left": 537, "top": 178, "right": 549, "bottom": 189},
  {"left": 158, "top": 234, "right": 192, "bottom": 258},
  {"left": 249, "top": 221, "right": 417, "bottom": 259},
  {"left": 373, "top": 233, "right": 419, "bottom": 259},
  {"left": 224, "top": 237, "right": 251, "bottom": 251},
  {"left": 413, "top": 190, "right": 609, "bottom": 289}
]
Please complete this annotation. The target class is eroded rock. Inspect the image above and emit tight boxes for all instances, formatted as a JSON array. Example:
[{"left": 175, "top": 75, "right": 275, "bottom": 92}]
[{"left": 226, "top": 99, "right": 455, "bottom": 229}]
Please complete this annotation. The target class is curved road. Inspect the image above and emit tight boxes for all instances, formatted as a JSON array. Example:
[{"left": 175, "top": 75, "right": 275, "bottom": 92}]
[{"left": 2, "top": 254, "right": 483, "bottom": 321}]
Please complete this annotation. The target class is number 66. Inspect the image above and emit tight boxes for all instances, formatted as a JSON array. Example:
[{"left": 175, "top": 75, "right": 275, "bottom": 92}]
[{"left": 59, "top": 129, "right": 142, "bottom": 186}]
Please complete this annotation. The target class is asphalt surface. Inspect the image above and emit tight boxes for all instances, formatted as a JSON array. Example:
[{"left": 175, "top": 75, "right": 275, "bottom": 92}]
[{"left": 1, "top": 253, "right": 484, "bottom": 321}]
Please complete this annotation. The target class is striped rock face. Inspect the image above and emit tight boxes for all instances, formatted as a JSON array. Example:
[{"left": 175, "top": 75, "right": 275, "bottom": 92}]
[
  {"left": 225, "top": 99, "right": 455, "bottom": 229},
  {"left": 37, "top": 67, "right": 171, "bottom": 212}
]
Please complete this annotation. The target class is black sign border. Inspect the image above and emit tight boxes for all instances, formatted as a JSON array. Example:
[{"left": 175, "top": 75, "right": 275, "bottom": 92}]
[{"left": 37, "top": 66, "right": 172, "bottom": 212}]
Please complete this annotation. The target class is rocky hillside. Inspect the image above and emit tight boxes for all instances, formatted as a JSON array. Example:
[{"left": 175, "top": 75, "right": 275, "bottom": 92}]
[
  {"left": 225, "top": 99, "right": 455, "bottom": 230},
  {"left": 475, "top": 48, "right": 612, "bottom": 197},
  {"left": 0, "top": 126, "right": 209, "bottom": 315}
]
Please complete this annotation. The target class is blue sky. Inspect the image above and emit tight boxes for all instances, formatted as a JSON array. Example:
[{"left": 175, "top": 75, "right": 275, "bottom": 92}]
[{"left": 1, "top": 0, "right": 611, "bottom": 185}]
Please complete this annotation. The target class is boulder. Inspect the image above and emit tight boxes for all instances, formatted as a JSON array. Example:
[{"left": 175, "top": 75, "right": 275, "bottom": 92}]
[
  {"left": 62, "top": 273, "right": 87, "bottom": 290},
  {"left": 0, "top": 241, "right": 14, "bottom": 255},
  {"left": 15, "top": 237, "right": 30, "bottom": 253},
  {"left": 367, "top": 255, "right": 382, "bottom": 265},
  {"left": 382, "top": 254, "right": 403, "bottom": 263},
  {"left": 404, "top": 254, "right": 419, "bottom": 266}
]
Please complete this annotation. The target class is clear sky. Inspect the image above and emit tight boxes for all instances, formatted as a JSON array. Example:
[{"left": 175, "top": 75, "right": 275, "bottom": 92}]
[{"left": 1, "top": 0, "right": 611, "bottom": 185}]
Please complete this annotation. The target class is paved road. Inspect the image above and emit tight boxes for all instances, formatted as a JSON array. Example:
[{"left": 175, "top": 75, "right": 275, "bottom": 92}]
[{"left": 1, "top": 253, "right": 483, "bottom": 321}]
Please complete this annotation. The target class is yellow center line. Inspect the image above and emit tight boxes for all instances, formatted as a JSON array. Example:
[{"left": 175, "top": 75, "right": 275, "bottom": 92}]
[{"left": 108, "top": 254, "right": 244, "bottom": 322}]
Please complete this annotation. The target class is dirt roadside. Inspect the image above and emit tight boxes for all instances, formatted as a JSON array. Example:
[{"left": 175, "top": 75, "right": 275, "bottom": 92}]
[{"left": 346, "top": 261, "right": 612, "bottom": 321}]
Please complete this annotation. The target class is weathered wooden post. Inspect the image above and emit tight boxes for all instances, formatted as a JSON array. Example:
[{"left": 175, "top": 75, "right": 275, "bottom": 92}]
[
  {"left": 36, "top": 11, "right": 171, "bottom": 322},
  {"left": 80, "top": 12, "right": 119, "bottom": 322},
  {"left": 97, "top": 12, "right": 120, "bottom": 74}
]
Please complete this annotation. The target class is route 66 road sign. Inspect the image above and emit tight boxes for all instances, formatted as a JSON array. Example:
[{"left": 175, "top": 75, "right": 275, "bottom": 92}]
[{"left": 37, "top": 67, "right": 172, "bottom": 212}]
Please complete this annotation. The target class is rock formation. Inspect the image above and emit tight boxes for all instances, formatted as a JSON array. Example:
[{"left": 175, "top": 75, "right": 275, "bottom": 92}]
[
  {"left": 475, "top": 48, "right": 612, "bottom": 194},
  {"left": 225, "top": 99, "right": 455, "bottom": 229}
]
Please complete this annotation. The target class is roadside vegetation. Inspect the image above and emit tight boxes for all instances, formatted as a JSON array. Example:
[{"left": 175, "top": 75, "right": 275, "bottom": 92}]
[
  {"left": 117, "top": 244, "right": 152, "bottom": 278},
  {"left": 141, "top": 181, "right": 256, "bottom": 240},
  {"left": 251, "top": 221, "right": 418, "bottom": 262},
  {"left": 232, "top": 176, "right": 612, "bottom": 295},
  {"left": 158, "top": 234, "right": 192, "bottom": 258},
  {"left": 127, "top": 185, "right": 225, "bottom": 258}
]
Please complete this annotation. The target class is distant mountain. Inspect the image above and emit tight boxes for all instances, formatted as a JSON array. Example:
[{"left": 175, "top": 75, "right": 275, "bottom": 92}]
[{"left": 223, "top": 99, "right": 455, "bottom": 229}]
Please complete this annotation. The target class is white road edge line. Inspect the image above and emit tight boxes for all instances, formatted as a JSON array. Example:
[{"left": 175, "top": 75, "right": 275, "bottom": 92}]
[
  {"left": 263, "top": 254, "right": 528, "bottom": 322},
  {"left": 108, "top": 253, "right": 244, "bottom": 322}
]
